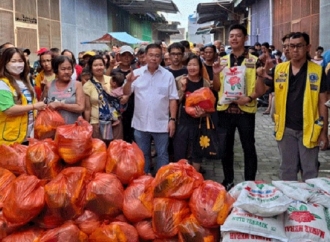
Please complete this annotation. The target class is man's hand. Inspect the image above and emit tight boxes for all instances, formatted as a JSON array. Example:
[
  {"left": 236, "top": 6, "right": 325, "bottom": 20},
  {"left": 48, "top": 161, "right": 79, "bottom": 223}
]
[
  {"left": 257, "top": 66, "right": 273, "bottom": 80},
  {"left": 318, "top": 132, "right": 329, "bottom": 150},
  {"left": 212, "top": 60, "right": 225, "bottom": 74},
  {"left": 126, "top": 68, "right": 140, "bottom": 83},
  {"left": 234, "top": 96, "right": 251, "bottom": 106},
  {"left": 168, "top": 120, "right": 175, "bottom": 137}
]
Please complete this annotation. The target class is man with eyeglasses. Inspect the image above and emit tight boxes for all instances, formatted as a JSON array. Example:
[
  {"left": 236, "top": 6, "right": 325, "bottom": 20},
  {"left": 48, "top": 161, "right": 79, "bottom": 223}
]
[
  {"left": 256, "top": 32, "right": 328, "bottom": 181},
  {"left": 166, "top": 42, "right": 188, "bottom": 78},
  {"left": 123, "top": 43, "right": 179, "bottom": 174}
]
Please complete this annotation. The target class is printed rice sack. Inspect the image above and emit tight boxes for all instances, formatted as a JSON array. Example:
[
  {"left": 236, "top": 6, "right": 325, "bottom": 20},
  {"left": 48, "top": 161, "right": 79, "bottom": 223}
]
[
  {"left": 271, "top": 180, "right": 315, "bottom": 203},
  {"left": 89, "top": 222, "right": 139, "bottom": 242},
  {"left": 309, "top": 191, "right": 330, "bottom": 208},
  {"left": 220, "top": 66, "right": 246, "bottom": 104},
  {"left": 228, "top": 181, "right": 249, "bottom": 200},
  {"left": 85, "top": 173, "right": 124, "bottom": 217},
  {"left": 3, "top": 174, "right": 45, "bottom": 225},
  {"left": 284, "top": 201, "right": 330, "bottom": 242},
  {"left": 222, "top": 231, "right": 282, "bottom": 242},
  {"left": 106, "top": 140, "right": 145, "bottom": 185},
  {"left": 189, "top": 180, "right": 234, "bottom": 228},
  {"left": 221, "top": 207, "right": 287, "bottom": 242},
  {"left": 306, "top": 177, "right": 330, "bottom": 193},
  {"left": 152, "top": 198, "right": 190, "bottom": 238},
  {"left": 152, "top": 159, "right": 203, "bottom": 200},
  {"left": 234, "top": 181, "right": 292, "bottom": 217},
  {"left": 123, "top": 175, "right": 154, "bottom": 223}
]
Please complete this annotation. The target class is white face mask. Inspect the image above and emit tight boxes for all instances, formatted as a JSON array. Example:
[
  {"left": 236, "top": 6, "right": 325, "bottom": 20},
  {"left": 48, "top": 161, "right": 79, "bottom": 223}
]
[{"left": 6, "top": 62, "right": 25, "bottom": 75}]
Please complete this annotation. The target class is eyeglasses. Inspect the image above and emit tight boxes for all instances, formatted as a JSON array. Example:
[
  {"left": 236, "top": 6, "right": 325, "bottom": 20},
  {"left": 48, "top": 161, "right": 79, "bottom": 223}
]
[
  {"left": 169, "top": 52, "right": 183, "bottom": 56},
  {"left": 147, "top": 54, "right": 162, "bottom": 59},
  {"left": 289, "top": 44, "right": 306, "bottom": 50}
]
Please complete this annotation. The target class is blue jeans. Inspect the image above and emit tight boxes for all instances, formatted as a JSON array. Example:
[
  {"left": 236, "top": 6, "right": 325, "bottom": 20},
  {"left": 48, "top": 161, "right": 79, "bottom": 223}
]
[{"left": 134, "top": 129, "right": 169, "bottom": 173}]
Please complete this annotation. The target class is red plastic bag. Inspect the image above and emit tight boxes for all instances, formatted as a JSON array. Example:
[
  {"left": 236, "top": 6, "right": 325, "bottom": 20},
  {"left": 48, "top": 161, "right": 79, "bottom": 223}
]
[
  {"left": 2, "top": 228, "right": 43, "bottom": 242},
  {"left": 38, "top": 222, "right": 88, "bottom": 242},
  {"left": 34, "top": 108, "right": 65, "bottom": 139},
  {"left": 55, "top": 116, "right": 93, "bottom": 164},
  {"left": 34, "top": 206, "right": 65, "bottom": 229},
  {"left": 74, "top": 210, "right": 101, "bottom": 235},
  {"left": 89, "top": 222, "right": 139, "bottom": 242},
  {"left": 178, "top": 214, "right": 220, "bottom": 242},
  {"left": 152, "top": 160, "right": 204, "bottom": 199},
  {"left": 85, "top": 173, "right": 124, "bottom": 217},
  {"left": 0, "top": 144, "right": 27, "bottom": 175},
  {"left": 0, "top": 211, "right": 22, "bottom": 240},
  {"left": 80, "top": 139, "right": 107, "bottom": 173},
  {"left": 0, "top": 168, "right": 16, "bottom": 209},
  {"left": 3, "top": 174, "right": 45, "bottom": 225},
  {"left": 185, "top": 87, "right": 216, "bottom": 117},
  {"left": 123, "top": 175, "right": 154, "bottom": 223},
  {"left": 44, "top": 167, "right": 90, "bottom": 220},
  {"left": 189, "top": 180, "right": 234, "bottom": 228},
  {"left": 106, "top": 140, "right": 145, "bottom": 184},
  {"left": 134, "top": 220, "right": 157, "bottom": 240},
  {"left": 152, "top": 198, "right": 190, "bottom": 238},
  {"left": 26, "top": 139, "right": 62, "bottom": 180}
]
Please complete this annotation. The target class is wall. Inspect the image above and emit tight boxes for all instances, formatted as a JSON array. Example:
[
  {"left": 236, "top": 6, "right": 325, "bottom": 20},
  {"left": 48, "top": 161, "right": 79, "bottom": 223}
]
[
  {"left": 61, "top": 0, "right": 109, "bottom": 55},
  {"left": 320, "top": 0, "right": 330, "bottom": 50},
  {"left": 272, "top": 0, "right": 319, "bottom": 52},
  {"left": 249, "top": 0, "right": 271, "bottom": 46}
]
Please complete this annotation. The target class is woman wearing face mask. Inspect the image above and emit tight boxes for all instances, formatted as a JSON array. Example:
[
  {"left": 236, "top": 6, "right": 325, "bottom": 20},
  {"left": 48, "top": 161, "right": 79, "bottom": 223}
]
[{"left": 0, "top": 48, "right": 46, "bottom": 145}]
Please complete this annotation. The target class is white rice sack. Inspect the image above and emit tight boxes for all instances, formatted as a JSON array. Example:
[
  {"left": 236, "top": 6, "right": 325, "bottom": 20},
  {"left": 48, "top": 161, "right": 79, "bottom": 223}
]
[
  {"left": 222, "top": 231, "right": 283, "bottom": 242},
  {"left": 221, "top": 207, "right": 288, "bottom": 242},
  {"left": 306, "top": 177, "right": 330, "bottom": 193},
  {"left": 234, "top": 181, "right": 293, "bottom": 217},
  {"left": 271, "top": 180, "right": 315, "bottom": 203},
  {"left": 284, "top": 201, "right": 330, "bottom": 242},
  {"left": 220, "top": 66, "right": 246, "bottom": 104},
  {"left": 228, "top": 181, "right": 249, "bottom": 200},
  {"left": 309, "top": 191, "right": 330, "bottom": 208}
]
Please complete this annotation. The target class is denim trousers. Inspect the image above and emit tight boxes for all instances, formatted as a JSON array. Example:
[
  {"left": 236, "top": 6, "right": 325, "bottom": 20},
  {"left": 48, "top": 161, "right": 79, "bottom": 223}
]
[
  {"left": 218, "top": 111, "right": 258, "bottom": 182},
  {"left": 134, "top": 129, "right": 169, "bottom": 174}
]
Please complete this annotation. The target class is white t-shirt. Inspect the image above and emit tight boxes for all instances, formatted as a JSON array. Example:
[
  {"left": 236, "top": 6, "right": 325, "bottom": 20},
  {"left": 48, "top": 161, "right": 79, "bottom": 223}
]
[
  {"left": 131, "top": 65, "right": 179, "bottom": 133},
  {"left": 17, "top": 80, "right": 34, "bottom": 139}
]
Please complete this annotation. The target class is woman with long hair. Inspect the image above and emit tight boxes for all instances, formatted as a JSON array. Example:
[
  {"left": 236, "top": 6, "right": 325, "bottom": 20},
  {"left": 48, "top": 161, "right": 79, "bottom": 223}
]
[{"left": 0, "top": 48, "right": 46, "bottom": 145}]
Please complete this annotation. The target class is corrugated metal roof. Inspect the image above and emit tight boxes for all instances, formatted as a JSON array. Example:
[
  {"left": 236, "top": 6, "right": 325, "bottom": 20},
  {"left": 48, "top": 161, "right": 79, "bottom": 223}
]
[{"left": 108, "top": 0, "right": 179, "bottom": 14}]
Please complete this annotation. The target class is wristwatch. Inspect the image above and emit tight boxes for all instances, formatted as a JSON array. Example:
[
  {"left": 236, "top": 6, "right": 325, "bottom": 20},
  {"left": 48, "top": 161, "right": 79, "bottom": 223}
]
[{"left": 169, "top": 117, "right": 176, "bottom": 122}]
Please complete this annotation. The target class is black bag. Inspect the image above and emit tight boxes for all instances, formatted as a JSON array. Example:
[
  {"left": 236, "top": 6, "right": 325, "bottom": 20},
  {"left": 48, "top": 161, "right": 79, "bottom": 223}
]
[{"left": 195, "top": 115, "right": 226, "bottom": 160}]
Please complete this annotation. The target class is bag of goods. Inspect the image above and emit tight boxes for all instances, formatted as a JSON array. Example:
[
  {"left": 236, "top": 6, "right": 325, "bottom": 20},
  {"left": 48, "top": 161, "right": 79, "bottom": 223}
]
[
  {"left": 74, "top": 210, "right": 101, "bottom": 235},
  {"left": 152, "top": 198, "right": 190, "bottom": 238},
  {"left": 222, "top": 231, "right": 283, "bottom": 242},
  {"left": 34, "top": 108, "right": 65, "bottom": 139},
  {"left": 44, "top": 167, "right": 90, "bottom": 220},
  {"left": 306, "top": 177, "right": 330, "bottom": 193},
  {"left": 134, "top": 220, "right": 157, "bottom": 240},
  {"left": 272, "top": 180, "right": 315, "bottom": 203},
  {"left": 0, "top": 212, "right": 22, "bottom": 240},
  {"left": 37, "top": 222, "right": 88, "bottom": 242},
  {"left": 152, "top": 159, "right": 203, "bottom": 200},
  {"left": 234, "top": 181, "right": 293, "bottom": 217},
  {"left": 178, "top": 214, "right": 220, "bottom": 242},
  {"left": 185, "top": 87, "right": 216, "bottom": 117},
  {"left": 228, "top": 181, "right": 248, "bottom": 200},
  {"left": 309, "top": 190, "right": 330, "bottom": 208},
  {"left": 221, "top": 207, "right": 287, "bottom": 242},
  {"left": 106, "top": 140, "right": 144, "bottom": 185},
  {"left": 85, "top": 173, "right": 124, "bottom": 217},
  {"left": 0, "top": 144, "right": 27, "bottom": 175},
  {"left": 89, "top": 222, "right": 139, "bottom": 242},
  {"left": 0, "top": 168, "right": 16, "bottom": 208},
  {"left": 55, "top": 116, "right": 93, "bottom": 164},
  {"left": 34, "top": 206, "right": 65, "bottom": 229},
  {"left": 123, "top": 175, "right": 154, "bottom": 223},
  {"left": 285, "top": 201, "right": 330, "bottom": 242},
  {"left": 3, "top": 174, "right": 44, "bottom": 225},
  {"left": 189, "top": 180, "right": 234, "bottom": 228},
  {"left": 153, "top": 237, "right": 178, "bottom": 242},
  {"left": 26, "top": 139, "right": 62, "bottom": 180},
  {"left": 2, "top": 228, "right": 43, "bottom": 242},
  {"left": 80, "top": 138, "right": 107, "bottom": 173},
  {"left": 220, "top": 66, "right": 246, "bottom": 104}
]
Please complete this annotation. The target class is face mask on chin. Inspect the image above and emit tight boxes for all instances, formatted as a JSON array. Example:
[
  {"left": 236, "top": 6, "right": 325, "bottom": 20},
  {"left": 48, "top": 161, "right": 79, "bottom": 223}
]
[{"left": 6, "top": 62, "right": 25, "bottom": 76}]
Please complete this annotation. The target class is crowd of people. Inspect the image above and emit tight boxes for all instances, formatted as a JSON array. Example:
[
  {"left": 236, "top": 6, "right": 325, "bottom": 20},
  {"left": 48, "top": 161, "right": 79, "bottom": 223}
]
[{"left": 0, "top": 24, "right": 329, "bottom": 189}]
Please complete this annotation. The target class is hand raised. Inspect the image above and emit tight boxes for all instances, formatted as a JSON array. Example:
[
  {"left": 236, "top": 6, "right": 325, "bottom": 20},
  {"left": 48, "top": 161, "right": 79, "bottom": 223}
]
[
  {"left": 126, "top": 68, "right": 140, "bottom": 83},
  {"left": 213, "top": 60, "right": 225, "bottom": 74}
]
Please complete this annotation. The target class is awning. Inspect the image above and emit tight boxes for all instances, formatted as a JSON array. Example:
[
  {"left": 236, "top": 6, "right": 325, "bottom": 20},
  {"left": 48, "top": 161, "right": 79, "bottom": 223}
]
[
  {"left": 196, "top": 1, "right": 231, "bottom": 24},
  {"left": 157, "top": 29, "right": 180, "bottom": 34},
  {"left": 108, "top": 0, "right": 179, "bottom": 14},
  {"left": 80, "top": 32, "right": 145, "bottom": 45},
  {"left": 195, "top": 25, "right": 215, "bottom": 35}
]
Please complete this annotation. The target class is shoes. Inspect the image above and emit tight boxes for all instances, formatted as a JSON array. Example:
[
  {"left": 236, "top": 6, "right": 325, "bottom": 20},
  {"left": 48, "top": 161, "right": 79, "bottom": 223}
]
[{"left": 222, "top": 180, "right": 234, "bottom": 191}]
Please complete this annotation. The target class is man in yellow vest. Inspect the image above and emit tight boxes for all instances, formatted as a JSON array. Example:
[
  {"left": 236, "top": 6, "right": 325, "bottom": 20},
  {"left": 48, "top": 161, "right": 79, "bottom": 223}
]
[
  {"left": 217, "top": 24, "right": 260, "bottom": 191},
  {"left": 256, "top": 32, "right": 328, "bottom": 181}
]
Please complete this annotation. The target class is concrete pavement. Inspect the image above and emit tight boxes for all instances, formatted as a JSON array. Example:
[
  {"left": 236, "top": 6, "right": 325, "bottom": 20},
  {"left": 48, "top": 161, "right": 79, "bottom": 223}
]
[{"left": 202, "top": 107, "right": 330, "bottom": 184}]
